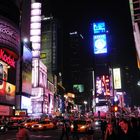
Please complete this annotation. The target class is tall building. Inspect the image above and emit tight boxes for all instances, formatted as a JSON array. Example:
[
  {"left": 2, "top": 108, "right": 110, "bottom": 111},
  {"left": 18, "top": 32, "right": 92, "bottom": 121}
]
[
  {"left": 0, "top": 0, "right": 20, "bottom": 117},
  {"left": 63, "top": 31, "right": 92, "bottom": 110},
  {"left": 129, "top": 0, "right": 140, "bottom": 106}
]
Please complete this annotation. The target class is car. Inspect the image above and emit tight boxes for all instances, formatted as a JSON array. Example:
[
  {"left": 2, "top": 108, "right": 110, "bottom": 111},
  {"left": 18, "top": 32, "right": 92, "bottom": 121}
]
[
  {"left": 71, "top": 120, "right": 91, "bottom": 133},
  {"left": 23, "top": 119, "right": 38, "bottom": 129},
  {"left": 0, "top": 122, "right": 8, "bottom": 134},
  {"left": 31, "top": 120, "right": 56, "bottom": 131},
  {"left": 93, "top": 119, "right": 102, "bottom": 130}
]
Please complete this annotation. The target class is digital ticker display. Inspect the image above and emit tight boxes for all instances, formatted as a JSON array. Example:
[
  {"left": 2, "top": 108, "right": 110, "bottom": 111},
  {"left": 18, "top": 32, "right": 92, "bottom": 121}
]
[{"left": 93, "top": 34, "right": 107, "bottom": 54}]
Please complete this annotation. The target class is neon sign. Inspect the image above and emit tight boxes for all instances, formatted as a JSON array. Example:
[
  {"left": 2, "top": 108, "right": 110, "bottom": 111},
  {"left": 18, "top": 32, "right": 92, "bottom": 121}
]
[{"left": 0, "top": 49, "right": 15, "bottom": 68}]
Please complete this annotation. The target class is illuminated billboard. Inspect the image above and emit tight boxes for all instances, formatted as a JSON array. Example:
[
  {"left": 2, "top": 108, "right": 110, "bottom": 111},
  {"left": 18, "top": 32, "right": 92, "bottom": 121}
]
[
  {"left": 15, "top": 109, "right": 27, "bottom": 116},
  {"left": 96, "top": 75, "right": 110, "bottom": 96},
  {"left": 93, "top": 34, "right": 107, "bottom": 54},
  {"left": 113, "top": 68, "right": 122, "bottom": 89},
  {"left": 22, "top": 43, "right": 32, "bottom": 95},
  {"left": 0, "top": 81, "right": 15, "bottom": 105},
  {"left": 73, "top": 84, "right": 84, "bottom": 93},
  {"left": 21, "top": 96, "right": 32, "bottom": 114},
  {"left": 0, "top": 57, "right": 16, "bottom": 105},
  {"left": 93, "top": 22, "right": 106, "bottom": 34}
]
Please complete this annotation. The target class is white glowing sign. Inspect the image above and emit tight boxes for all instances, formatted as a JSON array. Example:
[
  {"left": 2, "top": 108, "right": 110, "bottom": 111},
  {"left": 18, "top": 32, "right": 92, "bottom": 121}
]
[{"left": 113, "top": 68, "right": 122, "bottom": 89}]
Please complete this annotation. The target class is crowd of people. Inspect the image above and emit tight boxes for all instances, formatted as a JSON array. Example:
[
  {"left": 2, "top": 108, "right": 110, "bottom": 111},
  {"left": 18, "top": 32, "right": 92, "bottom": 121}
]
[{"left": 102, "top": 117, "right": 140, "bottom": 140}]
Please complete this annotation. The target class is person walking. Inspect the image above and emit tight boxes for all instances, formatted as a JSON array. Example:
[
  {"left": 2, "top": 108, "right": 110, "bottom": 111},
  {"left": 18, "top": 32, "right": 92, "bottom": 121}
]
[
  {"left": 104, "top": 123, "right": 117, "bottom": 140},
  {"left": 72, "top": 121, "right": 79, "bottom": 140},
  {"left": 118, "top": 118, "right": 139, "bottom": 140},
  {"left": 16, "top": 126, "right": 30, "bottom": 140},
  {"left": 60, "top": 120, "right": 70, "bottom": 140}
]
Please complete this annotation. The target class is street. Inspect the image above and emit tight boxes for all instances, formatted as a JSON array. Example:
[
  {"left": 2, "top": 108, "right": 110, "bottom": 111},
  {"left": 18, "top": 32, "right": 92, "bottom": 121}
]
[{"left": 0, "top": 128, "right": 102, "bottom": 140}]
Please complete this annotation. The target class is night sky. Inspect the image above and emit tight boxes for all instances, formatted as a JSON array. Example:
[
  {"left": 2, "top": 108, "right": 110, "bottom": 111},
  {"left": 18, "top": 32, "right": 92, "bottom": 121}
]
[{"left": 48, "top": 0, "right": 140, "bottom": 105}]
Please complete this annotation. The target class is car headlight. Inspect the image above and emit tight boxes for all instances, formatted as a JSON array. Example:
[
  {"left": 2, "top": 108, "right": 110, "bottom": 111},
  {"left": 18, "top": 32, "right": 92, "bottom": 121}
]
[
  {"left": 39, "top": 125, "right": 42, "bottom": 128},
  {"left": 0, "top": 126, "right": 4, "bottom": 130},
  {"left": 24, "top": 124, "right": 27, "bottom": 126},
  {"left": 81, "top": 126, "right": 86, "bottom": 129},
  {"left": 71, "top": 125, "right": 74, "bottom": 128},
  {"left": 95, "top": 121, "right": 99, "bottom": 125}
]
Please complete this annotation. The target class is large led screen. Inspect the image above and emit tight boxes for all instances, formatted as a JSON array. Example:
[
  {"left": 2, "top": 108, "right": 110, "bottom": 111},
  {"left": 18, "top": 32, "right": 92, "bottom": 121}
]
[
  {"left": 0, "top": 81, "right": 15, "bottom": 105},
  {"left": 96, "top": 75, "right": 110, "bottom": 96},
  {"left": 21, "top": 96, "right": 32, "bottom": 114},
  {"left": 22, "top": 43, "right": 32, "bottom": 95},
  {"left": 93, "top": 22, "right": 106, "bottom": 34},
  {"left": 93, "top": 34, "right": 107, "bottom": 54},
  {"left": 73, "top": 84, "right": 84, "bottom": 93},
  {"left": 0, "top": 60, "right": 16, "bottom": 105}
]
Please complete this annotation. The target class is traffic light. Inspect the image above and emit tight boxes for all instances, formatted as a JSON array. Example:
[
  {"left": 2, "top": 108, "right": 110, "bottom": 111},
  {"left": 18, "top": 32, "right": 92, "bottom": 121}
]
[
  {"left": 111, "top": 105, "right": 118, "bottom": 112},
  {"left": 114, "top": 106, "right": 118, "bottom": 112}
]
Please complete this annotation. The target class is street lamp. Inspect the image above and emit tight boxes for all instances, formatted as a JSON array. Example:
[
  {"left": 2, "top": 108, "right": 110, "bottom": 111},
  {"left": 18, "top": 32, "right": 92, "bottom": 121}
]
[{"left": 84, "top": 101, "right": 87, "bottom": 113}]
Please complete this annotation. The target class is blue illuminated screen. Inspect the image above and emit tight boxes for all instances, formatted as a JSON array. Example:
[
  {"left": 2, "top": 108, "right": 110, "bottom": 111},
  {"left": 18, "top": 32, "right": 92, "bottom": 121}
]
[
  {"left": 93, "top": 22, "right": 105, "bottom": 34},
  {"left": 93, "top": 34, "right": 107, "bottom": 54}
]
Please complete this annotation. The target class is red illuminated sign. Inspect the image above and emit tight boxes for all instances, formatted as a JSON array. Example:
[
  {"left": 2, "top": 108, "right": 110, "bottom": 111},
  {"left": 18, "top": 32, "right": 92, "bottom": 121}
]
[{"left": 0, "top": 49, "right": 15, "bottom": 68}]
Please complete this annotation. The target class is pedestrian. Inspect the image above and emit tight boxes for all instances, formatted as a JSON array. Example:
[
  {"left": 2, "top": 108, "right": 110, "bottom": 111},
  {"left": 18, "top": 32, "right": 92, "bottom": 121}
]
[
  {"left": 101, "top": 119, "right": 107, "bottom": 138},
  {"left": 72, "top": 121, "right": 79, "bottom": 140},
  {"left": 104, "top": 123, "right": 117, "bottom": 140},
  {"left": 59, "top": 120, "right": 70, "bottom": 140},
  {"left": 16, "top": 126, "right": 30, "bottom": 140},
  {"left": 118, "top": 118, "right": 139, "bottom": 140}
]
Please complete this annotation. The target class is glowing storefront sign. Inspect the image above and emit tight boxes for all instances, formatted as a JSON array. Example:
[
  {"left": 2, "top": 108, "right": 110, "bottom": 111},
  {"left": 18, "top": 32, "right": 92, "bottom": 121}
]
[
  {"left": 0, "top": 18, "right": 20, "bottom": 52},
  {"left": 113, "top": 68, "right": 122, "bottom": 89},
  {"left": 0, "top": 49, "right": 15, "bottom": 68}
]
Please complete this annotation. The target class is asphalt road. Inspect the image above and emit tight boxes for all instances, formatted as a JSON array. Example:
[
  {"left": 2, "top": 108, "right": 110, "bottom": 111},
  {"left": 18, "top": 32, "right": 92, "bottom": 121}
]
[{"left": 0, "top": 128, "right": 102, "bottom": 140}]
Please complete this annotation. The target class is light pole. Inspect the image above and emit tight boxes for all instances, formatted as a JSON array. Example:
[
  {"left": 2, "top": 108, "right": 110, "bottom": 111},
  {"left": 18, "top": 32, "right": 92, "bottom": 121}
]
[{"left": 84, "top": 101, "right": 87, "bottom": 113}]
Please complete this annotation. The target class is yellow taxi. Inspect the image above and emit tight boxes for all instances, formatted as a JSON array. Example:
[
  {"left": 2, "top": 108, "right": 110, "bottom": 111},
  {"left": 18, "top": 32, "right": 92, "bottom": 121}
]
[
  {"left": 23, "top": 119, "right": 38, "bottom": 129},
  {"left": 71, "top": 120, "right": 91, "bottom": 133},
  {"left": 31, "top": 120, "right": 56, "bottom": 130}
]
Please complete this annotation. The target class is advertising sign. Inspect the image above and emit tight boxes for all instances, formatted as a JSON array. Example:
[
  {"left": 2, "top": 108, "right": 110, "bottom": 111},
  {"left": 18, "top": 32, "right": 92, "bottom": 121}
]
[
  {"left": 21, "top": 96, "right": 32, "bottom": 114},
  {"left": 15, "top": 109, "right": 27, "bottom": 116},
  {"left": 93, "top": 34, "right": 107, "bottom": 54},
  {"left": 73, "top": 84, "right": 84, "bottom": 93},
  {"left": 22, "top": 43, "right": 32, "bottom": 95},
  {"left": 96, "top": 75, "right": 110, "bottom": 96},
  {"left": 0, "top": 60, "right": 16, "bottom": 105},
  {"left": 93, "top": 22, "right": 106, "bottom": 34},
  {"left": 113, "top": 68, "right": 122, "bottom": 89}
]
